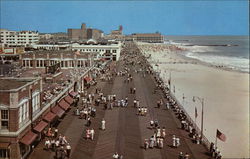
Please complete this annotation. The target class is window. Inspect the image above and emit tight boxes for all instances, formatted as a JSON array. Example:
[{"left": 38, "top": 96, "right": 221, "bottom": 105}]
[
  {"left": 36, "top": 60, "right": 39, "bottom": 67},
  {"left": 32, "top": 92, "right": 40, "bottom": 114},
  {"left": 0, "top": 149, "right": 10, "bottom": 159},
  {"left": 0, "top": 110, "right": 9, "bottom": 129},
  {"left": 19, "top": 99, "right": 29, "bottom": 128}
]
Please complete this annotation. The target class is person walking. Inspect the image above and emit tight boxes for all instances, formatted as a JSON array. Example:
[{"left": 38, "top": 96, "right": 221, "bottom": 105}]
[
  {"left": 51, "top": 139, "right": 55, "bottom": 151},
  {"left": 149, "top": 136, "right": 154, "bottom": 148},
  {"left": 86, "top": 129, "right": 90, "bottom": 140},
  {"left": 176, "top": 137, "right": 180, "bottom": 147},
  {"left": 162, "top": 127, "right": 166, "bottom": 138},
  {"left": 101, "top": 118, "right": 106, "bottom": 130},
  {"left": 159, "top": 138, "right": 163, "bottom": 149},
  {"left": 45, "top": 138, "right": 51, "bottom": 150},
  {"left": 156, "top": 127, "right": 161, "bottom": 138},
  {"left": 54, "top": 128, "right": 58, "bottom": 138},
  {"left": 87, "top": 117, "right": 91, "bottom": 127},
  {"left": 150, "top": 120, "right": 154, "bottom": 129},
  {"left": 90, "top": 128, "right": 95, "bottom": 140},
  {"left": 113, "top": 152, "right": 119, "bottom": 159},
  {"left": 144, "top": 139, "right": 149, "bottom": 150},
  {"left": 66, "top": 143, "right": 71, "bottom": 158},
  {"left": 172, "top": 135, "right": 176, "bottom": 148},
  {"left": 178, "top": 152, "right": 184, "bottom": 159},
  {"left": 184, "top": 153, "right": 190, "bottom": 159}
]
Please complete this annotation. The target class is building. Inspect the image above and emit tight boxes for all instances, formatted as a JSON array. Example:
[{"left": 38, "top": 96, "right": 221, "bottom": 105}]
[
  {"left": 68, "top": 24, "right": 104, "bottom": 41},
  {"left": 39, "top": 32, "right": 69, "bottom": 43},
  {"left": 71, "top": 40, "right": 122, "bottom": 61},
  {"left": 31, "top": 40, "right": 122, "bottom": 61},
  {"left": 0, "top": 47, "right": 25, "bottom": 55},
  {"left": 0, "top": 29, "right": 39, "bottom": 47},
  {"left": 19, "top": 50, "right": 94, "bottom": 69},
  {"left": 39, "top": 33, "right": 53, "bottom": 40},
  {"left": 87, "top": 28, "right": 103, "bottom": 40},
  {"left": 131, "top": 33, "right": 164, "bottom": 43},
  {"left": 0, "top": 77, "right": 42, "bottom": 159},
  {"left": 0, "top": 52, "right": 96, "bottom": 158},
  {"left": 67, "top": 23, "right": 87, "bottom": 41},
  {"left": 105, "top": 25, "right": 124, "bottom": 40},
  {"left": 110, "top": 25, "right": 123, "bottom": 36}
]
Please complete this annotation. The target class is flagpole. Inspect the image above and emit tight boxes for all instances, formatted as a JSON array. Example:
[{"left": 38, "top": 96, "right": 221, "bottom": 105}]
[
  {"left": 201, "top": 98, "right": 204, "bottom": 142},
  {"left": 192, "top": 96, "right": 204, "bottom": 142},
  {"left": 195, "top": 107, "right": 197, "bottom": 125},
  {"left": 169, "top": 70, "right": 171, "bottom": 92},
  {"left": 215, "top": 129, "right": 218, "bottom": 148}
]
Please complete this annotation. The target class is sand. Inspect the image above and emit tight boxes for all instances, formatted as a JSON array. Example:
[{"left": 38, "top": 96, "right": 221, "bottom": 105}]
[{"left": 137, "top": 42, "right": 249, "bottom": 158}]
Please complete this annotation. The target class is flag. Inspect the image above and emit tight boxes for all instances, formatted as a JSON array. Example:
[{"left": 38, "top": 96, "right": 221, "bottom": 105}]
[
  {"left": 216, "top": 129, "right": 226, "bottom": 142},
  {"left": 195, "top": 107, "right": 198, "bottom": 118}
]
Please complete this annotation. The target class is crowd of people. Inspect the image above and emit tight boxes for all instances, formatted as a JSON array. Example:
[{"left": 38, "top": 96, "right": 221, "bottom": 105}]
[
  {"left": 44, "top": 128, "right": 72, "bottom": 159},
  {"left": 39, "top": 42, "right": 220, "bottom": 159}
]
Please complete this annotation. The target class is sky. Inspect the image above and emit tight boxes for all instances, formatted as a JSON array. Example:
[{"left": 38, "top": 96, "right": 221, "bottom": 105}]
[{"left": 0, "top": 1, "right": 249, "bottom": 35}]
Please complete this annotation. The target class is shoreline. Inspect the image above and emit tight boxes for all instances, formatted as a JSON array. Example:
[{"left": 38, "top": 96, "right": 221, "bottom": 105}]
[
  {"left": 138, "top": 41, "right": 249, "bottom": 74},
  {"left": 137, "top": 42, "right": 250, "bottom": 158},
  {"left": 177, "top": 51, "right": 249, "bottom": 74}
]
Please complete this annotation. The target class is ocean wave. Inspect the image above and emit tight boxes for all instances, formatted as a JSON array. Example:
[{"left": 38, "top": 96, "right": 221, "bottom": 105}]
[{"left": 185, "top": 52, "right": 249, "bottom": 73}]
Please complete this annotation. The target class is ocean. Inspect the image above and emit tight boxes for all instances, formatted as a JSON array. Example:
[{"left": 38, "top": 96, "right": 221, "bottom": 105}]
[{"left": 164, "top": 36, "right": 249, "bottom": 73}]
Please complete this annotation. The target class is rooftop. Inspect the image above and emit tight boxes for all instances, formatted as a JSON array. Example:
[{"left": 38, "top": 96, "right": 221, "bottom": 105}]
[{"left": 0, "top": 78, "right": 34, "bottom": 90}]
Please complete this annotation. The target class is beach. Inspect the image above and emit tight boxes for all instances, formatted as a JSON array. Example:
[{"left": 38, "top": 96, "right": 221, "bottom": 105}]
[{"left": 137, "top": 42, "right": 249, "bottom": 158}]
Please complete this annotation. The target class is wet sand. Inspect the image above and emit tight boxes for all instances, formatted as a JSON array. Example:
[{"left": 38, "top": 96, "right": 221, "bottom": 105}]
[{"left": 138, "top": 42, "right": 249, "bottom": 158}]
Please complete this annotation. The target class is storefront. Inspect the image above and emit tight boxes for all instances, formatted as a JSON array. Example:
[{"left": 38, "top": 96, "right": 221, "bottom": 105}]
[
  {"left": 19, "top": 131, "right": 38, "bottom": 159},
  {"left": 33, "top": 121, "right": 48, "bottom": 140}
]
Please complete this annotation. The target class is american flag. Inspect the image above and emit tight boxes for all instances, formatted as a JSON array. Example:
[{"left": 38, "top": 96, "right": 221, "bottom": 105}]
[{"left": 216, "top": 129, "right": 226, "bottom": 142}]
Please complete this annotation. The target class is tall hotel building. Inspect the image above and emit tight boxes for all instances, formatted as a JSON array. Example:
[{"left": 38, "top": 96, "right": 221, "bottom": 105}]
[{"left": 0, "top": 29, "right": 39, "bottom": 47}]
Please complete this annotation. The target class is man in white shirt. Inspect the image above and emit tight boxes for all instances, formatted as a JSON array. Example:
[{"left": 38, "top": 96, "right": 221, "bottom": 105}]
[
  {"left": 113, "top": 152, "right": 119, "bottom": 159},
  {"left": 101, "top": 119, "right": 106, "bottom": 130}
]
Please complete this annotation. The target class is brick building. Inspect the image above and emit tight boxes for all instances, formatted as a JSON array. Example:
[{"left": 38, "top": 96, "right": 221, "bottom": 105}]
[
  {"left": 0, "top": 49, "right": 97, "bottom": 159},
  {"left": 0, "top": 75, "right": 82, "bottom": 159},
  {"left": 0, "top": 78, "right": 42, "bottom": 159},
  {"left": 67, "top": 23, "right": 87, "bottom": 41},
  {"left": 87, "top": 28, "right": 103, "bottom": 40}
]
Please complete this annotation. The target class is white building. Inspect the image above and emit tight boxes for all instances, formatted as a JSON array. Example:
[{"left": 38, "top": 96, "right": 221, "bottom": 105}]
[
  {"left": 0, "top": 29, "right": 39, "bottom": 47},
  {"left": 31, "top": 40, "right": 122, "bottom": 61}
]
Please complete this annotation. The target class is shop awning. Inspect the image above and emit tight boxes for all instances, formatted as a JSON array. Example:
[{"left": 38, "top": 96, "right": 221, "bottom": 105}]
[
  {"left": 19, "top": 131, "right": 38, "bottom": 145},
  {"left": 0, "top": 143, "right": 10, "bottom": 148},
  {"left": 84, "top": 76, "right": 92, "bottom": 82},
  {"left": 51, "top": 106, "right": 65, "bottom": 118},
  {"left": 69, "top": 91, "right": 78, "bottom": 98},
  {"left": 64, "top": 95, "right": 74, "bottom": 105},
  {"left": 33, "top": 121, "right": 48, "bottom": 133},
  {"left": 43, "top": 112, "right": 57, "bottom": 123},
  {"left": 58, "top": 99, "right": 70, "bottom": 111}
]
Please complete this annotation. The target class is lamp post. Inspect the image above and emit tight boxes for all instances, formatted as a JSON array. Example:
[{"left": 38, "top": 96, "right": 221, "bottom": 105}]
[
  {"left": 169, "top": 70, "right": 172, "bottom": 93},
  {"left": 193, "top": 96, "right": 204, "bottom": 141}
]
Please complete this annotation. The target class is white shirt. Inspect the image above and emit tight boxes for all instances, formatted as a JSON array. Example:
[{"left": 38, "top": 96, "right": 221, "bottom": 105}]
[{"left": 113, "top": 154, "right": 119, "bottom": 159}]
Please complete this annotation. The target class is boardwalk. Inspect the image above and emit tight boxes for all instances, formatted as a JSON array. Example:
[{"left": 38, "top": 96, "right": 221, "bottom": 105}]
[{"left": 29, "top": 43, "right": 210, "bottom": 159}]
